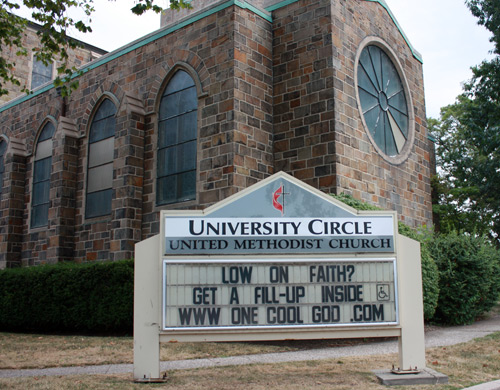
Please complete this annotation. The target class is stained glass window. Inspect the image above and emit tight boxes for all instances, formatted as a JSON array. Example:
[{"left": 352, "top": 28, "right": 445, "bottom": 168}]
[
  {"left": 31, "top": 122, "right": 55, "bottom": 228},
  {"left": 157, "top": 70, "right": 198, "bottom": 205},
  {"left": 357, "top": 45, "right": 409, "bottom": 157},
  {"left": 86, "top": 99, "right": 116, "bottom": 218},
  {"left": 0, "top": 139, "right": 6, "bottom": 195}
]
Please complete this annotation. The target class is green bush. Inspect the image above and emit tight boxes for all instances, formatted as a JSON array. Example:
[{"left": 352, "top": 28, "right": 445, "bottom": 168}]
[
  {"left": 332, "top": 193, "right": 440, "bottom": 320},
  {"left": 428, "top": 232, "right": 500, "bottom": 325},
  {"left": 398, "top": 223, "right": 440, "bottom": 321},
  {"left": 0, "top": 260, "right": 133, "bottom": 334},
  {"left": 333, "top": 193, "right": 381, "bottom": 211}
]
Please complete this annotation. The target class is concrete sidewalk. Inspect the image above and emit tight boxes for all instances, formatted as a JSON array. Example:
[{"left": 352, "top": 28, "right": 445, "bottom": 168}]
[{"left": 1, "top": 313, "right": 499, "bottom": 388}]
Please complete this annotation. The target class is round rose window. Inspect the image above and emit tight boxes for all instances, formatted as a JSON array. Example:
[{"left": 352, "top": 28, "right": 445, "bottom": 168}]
[{"left": 357, "top": 45, "right": 409, "bottom": 157}]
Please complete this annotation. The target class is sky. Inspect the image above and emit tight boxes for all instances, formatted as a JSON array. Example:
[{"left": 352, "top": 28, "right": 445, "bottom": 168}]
[
  {"left": 16, "top": 0, "right": 496, "bottom": 119},
  {"left": 386, "top": 0, "right": 495, "bottom": 118}
]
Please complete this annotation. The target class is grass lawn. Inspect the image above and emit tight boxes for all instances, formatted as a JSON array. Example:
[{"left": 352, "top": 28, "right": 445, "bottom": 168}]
[{"left": 0, "top": 331, "right": 498, "bottom": 390}]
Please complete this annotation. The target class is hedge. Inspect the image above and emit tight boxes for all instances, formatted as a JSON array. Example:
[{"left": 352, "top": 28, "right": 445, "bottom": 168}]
[
  {"left": 0, "top": 260, "right": 134, "bottom": 334},
  {"left": 428, "top": 232, "right": 500, "bottom": 325},
  {"left": 397, "top": 224, "right": 440, "bottom": 321}
]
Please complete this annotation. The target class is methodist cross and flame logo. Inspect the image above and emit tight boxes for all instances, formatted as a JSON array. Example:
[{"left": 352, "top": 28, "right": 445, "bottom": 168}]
[{"left": 272, "top": 184, "right": 290, "bottom": 216}]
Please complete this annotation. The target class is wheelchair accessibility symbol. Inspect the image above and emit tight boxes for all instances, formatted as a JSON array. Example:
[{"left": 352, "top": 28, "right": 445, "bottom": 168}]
[{"left": 377, "top": 284, "right": 390, "bottom": 301}]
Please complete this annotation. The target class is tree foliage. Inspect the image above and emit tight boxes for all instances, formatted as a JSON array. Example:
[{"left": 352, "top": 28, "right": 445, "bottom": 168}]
[
  {"left": 428, "top": 232, "right": 500, "bottom": 325},
  {"left": 0, "top": 0, "right": 190, "bottom": 97},
  {"left": 431, "top": 0, "right": 500, "bottom": 245},
  {"left": 466, "top": 0, "right": 500, "bottom": 55}
]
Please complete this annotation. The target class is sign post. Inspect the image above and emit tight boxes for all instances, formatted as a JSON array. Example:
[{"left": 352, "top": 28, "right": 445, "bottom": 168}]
[{"left": 134, "top": 172, "right": 426, "bottom": 381}]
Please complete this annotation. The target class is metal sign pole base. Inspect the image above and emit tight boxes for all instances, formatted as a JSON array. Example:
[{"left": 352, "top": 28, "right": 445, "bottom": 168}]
[
  {"left": 391, "top": 365, "right": 422, "bottom": 375},
  {"left": 134, "top": 373, "right": 169, "bottom": 383}
]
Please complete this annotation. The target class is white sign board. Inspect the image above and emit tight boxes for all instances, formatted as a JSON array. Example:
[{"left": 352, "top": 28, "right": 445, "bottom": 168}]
[
  {"left": 163, "top": 259, "right": 397, "bottom": 330},
  {"left": 164, "top": 217, "right": 395, "bottom": 255}
]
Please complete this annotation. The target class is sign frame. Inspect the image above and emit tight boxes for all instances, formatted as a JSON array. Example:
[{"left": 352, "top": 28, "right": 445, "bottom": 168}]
[
  {"left": 161, "top": 257, "right": 399, "bottom": 331},
  {"left": 133, "top": 172, "right": 426, "bottom": 380}
]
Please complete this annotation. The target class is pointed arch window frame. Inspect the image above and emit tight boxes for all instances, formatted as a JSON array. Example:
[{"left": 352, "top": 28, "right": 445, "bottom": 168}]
[
  {"left": 0, "top": 137, "right": 7, "bottom": 195},
  {"left": 85, "top": 97, "right": 117, "bottom": 219},
  {"left": 31, "top": 120, "right": 56, "bottom": 229},
  {"left": 156, "top": 66, "right": 203, "bottom": 206}
]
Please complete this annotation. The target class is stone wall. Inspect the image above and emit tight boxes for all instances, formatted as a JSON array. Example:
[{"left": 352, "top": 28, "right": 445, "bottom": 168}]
[{"left": 272, "top": 0, "right": 336, "bottom": 191}]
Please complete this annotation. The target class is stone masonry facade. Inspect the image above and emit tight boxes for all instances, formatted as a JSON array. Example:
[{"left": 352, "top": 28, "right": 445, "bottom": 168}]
[{"left": 0, "top": 0, "right": 433, "bottom": 267}]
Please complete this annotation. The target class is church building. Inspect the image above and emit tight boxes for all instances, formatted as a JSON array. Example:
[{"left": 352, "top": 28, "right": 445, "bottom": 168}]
[{"left": 0, "top": 0, "right": 433, "bottom": 267}]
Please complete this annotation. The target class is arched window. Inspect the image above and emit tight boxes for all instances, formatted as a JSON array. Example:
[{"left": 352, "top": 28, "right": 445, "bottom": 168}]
[
  {"left": 86, "top": 99, "right": 116, "bottom": 218},
  {"left": 31, "top": 122, "right": 55, "bottom": 228},
  {"left": 157, "top": 70, "right": 198, "bottom": 205},
  {"left": 0, "top": 139, "right": 6, "bottom": 195}
]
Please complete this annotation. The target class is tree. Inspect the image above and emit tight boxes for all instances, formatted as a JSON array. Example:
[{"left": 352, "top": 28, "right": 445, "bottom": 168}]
[
  {"left": 466, "top": 0, "right": 500, "bottom": 55},
  {"left": 0, "top": 0, "right": 190, "bottom": 97},
  {"left": 431, "top": 0, "right": 500, "bottom": 245}
]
